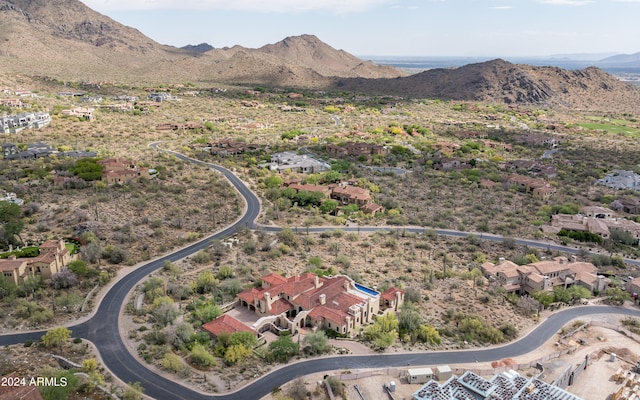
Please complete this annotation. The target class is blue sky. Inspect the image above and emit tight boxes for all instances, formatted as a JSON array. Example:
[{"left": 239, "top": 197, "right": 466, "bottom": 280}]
[{"left": 82, "top": 0, "right": 640, "bottom": 57}]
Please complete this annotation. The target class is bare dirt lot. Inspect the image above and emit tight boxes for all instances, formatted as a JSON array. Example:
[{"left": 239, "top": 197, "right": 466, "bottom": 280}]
[{"left": 262, "top": 313, "right": 640, "bottom": 400}]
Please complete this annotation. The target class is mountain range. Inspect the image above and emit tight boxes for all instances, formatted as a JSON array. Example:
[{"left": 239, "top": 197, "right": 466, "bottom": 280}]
[{"left": 1, "top": 0, "right": 639, "bottom": 111}]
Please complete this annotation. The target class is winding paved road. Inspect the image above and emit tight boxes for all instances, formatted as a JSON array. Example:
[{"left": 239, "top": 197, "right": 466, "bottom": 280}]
[{"left": 2, "top": 146, "right": 640, "bottom": 399}]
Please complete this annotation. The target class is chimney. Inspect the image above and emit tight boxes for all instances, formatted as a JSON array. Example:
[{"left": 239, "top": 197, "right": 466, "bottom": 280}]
[
  {"left": 498, "top": 257, "right": 506, "bottom": 264},
  {"left": 314, "top": 275, "right": 320, "bottom": 288},
  {"left": 344, "top": 280, "right": 350, "bottom": 291},
  {"left": 264, "top": 292, "right": 271, "bottom": 311},
  {"left": 319, "top": 294, "right": 326, "bottom": 305}
]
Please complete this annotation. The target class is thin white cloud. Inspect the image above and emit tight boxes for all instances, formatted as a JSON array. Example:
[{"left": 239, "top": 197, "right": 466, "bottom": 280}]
[
  {"left": 490, "top": 6, "right": 513, "bottom": 9},
  {"left": 537, "top": 0, "right": 593, "bottom": 5},
  {"left": 610, "top": 0, "right": 640, "bottom": 2},
  {"left": 82, "top": 0, "right": 396, "bottom": 13}
]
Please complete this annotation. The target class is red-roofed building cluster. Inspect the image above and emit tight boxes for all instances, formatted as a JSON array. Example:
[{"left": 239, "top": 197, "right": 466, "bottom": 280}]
[{"left": 227, "top": 272, "right": 404, "bottom": 337}]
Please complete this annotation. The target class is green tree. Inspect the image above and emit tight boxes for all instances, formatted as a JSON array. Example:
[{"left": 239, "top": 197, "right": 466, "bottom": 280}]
[
  {"left": 532, "top": 290, "right": 555, "bottom": 308},
  {"left": 192, "top": 303, "right": 222, "bottom": 323},
  {"left": 264, "top": 175, "right": 284, "bottom": 189},
  {"left": 553, "top": 287, "right": 572, "bottom": 304},
  {"left": 67, "top": 259, "right": 88, "bottom": 276},
  {"left": 0, "top": 201, "right": 24, "bottom": 246},
  {"left": 418, "top": 324, "right": 442, "bottom": 345},
  {"left": 41, "top": 327, "right": 72, "bottom": 351},
  {"left": 322, "top": 170, "right": 343, "bottom": 184},
  {"left": 72, "top": 158, "right": 104, "bottom": 181},
  {"left": 229, "top": 330, "right": 258, "bottom": 348},
  {"left": 302, "top": 330, "right": 331, "bottom": 355},
  {"left": 268, "top": 334, "right": 299, "bottom": 363},
  {"left": 121, "top": 382, "right": 145, "bottom": 400},
  {"left": 161, "top": 352, "right": 190, "bottom": 377},
  {"left": 152, "top": 296, "right": 179, "bottom": 326},
  {"left": 194, "top": 270, "right": 219, "bottom": 294},
  {"left": 224, "top": 344, "right": 252, "bottom": 365},
  {"left": 217, "top": 265, "right": 234, "bottom": 280},
  {"left": 341, "top": 204, "right": 360, "bottom": 217},
  {"left": 277, "top": 227, "right": 298, "bottom": 248},
  {"left": 38, "top": 369, "right": 80, "bottom": 400},
  {"left": 82, "top": 358, "right": 98, "bottom": 373},
  {"left": 189, "top": 343, "right": 217, "bottom": 367},
  {"left": 398, "top": 302, "right": 423, "bottom": 342},
  {"left": 0, "top": 273, "right": 16, "bottom": 299},
  {"left": 319, "top": 199, "right": 339, "bottom": 214},
  {"left": 607, "top": 288, "right": 631, "bottom": 306}
]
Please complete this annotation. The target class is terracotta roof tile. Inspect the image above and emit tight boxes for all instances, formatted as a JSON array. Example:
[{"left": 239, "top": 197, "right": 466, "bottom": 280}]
[{"left": 202, "top": 314, "right": 255, "bottom": 337}]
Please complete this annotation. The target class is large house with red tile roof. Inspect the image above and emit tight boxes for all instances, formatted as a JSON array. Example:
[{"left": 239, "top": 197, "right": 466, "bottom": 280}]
[
  {"left": 330, "top": 185, "right": 372, "bottom": 206},
  {"left": 0, "top": 239, "right": 76, "bottom": 285},
  {"left": 480, "top": 256, "right": 609, "bottom": 296},
  {"left": 98, "top": 158, "right": 150, "bottom": 185},
  {"left": 236, "top": 272, "right": 404, "bottom": 337}
]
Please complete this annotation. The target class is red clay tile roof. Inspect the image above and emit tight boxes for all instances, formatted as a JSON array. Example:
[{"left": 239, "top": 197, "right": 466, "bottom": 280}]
[
  {"left": 295, "top": 276, "right": 348, "bottom": 309},
  {"left": 39, "top": 239, "right": 60, "bottom": 249},
  {"left": 237, "top": 287, "right": 262, "bottom": 303},
  {"left": 262, "top": 273, "right": 288, "bottom": 286},
  {"left": 202, "top": 314, "right": 255, "bottom": 337},
  {"left": 308, "top": 305, "right": 350, "bottom": 326},
  {"left": 0, "top": 259, "right": 27, "bottom": 272},
  {"left": 0, "top": 373, "right": 44, "bottom": 400},
  {"left": 269, "top": 298, "right": 293, "bottom": 315},
  {"left": 381, "top": 287, "right": 404, "bottom": 301}
]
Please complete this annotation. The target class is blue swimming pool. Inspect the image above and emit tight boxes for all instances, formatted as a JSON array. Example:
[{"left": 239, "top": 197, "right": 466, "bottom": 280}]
[{"left": 355, "top": 283, "right": 379, "bottom": 297}]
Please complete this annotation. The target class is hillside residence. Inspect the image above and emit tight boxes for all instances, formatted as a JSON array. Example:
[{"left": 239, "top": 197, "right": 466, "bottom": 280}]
[
  {"left": 542, "top": 206, "right": 640, "bottom": 242},
  {"left": 208, "top": 138, "right": 260, "bottom": 156},
  {"left": 260, "top": 152, "right": 331, "bottom": 174},
  {"left": 147, "top": 92, "right": 177, "bottom": 102},
  {"left": 61, "top": 107, "right": 95, "bottom": 121},
  {"left": 0, "top": 98, "right": 30, "bottom": 108},
  {"left": 284, "top": 182, "right": 333, "bottom": 197},
  {"left": 279, "top": 105, "right": 306, "bottom": 112},
  {"left": 611, "top": 198, "right": 640, "bottom": 214},
  {"left": 235, "top": 272, "right": 404, "bottom": 337},
  {"left": 1, "top": 142, "right": 17, "bottom": 157},
  {"left": 504, "top": 159, "right": 558, "bottom": 178},
  {"left": 0, "top": 112, "right": 51, "bottom": 133},
  {"left": 412, "top": 370, "right": 582, "bottom": 400},
  {"left": 331, "top": 184, "right": 372, "bottom": 206},
  {"left": 0, "top": 239, "right": 76, "bottom": 285},
  {"left": 1, "top": 191, "right": 24, "bottom": 206},
  {"left": 325, "top": 142, "right": 388, "bottom": 159},
  {"left": 480, "top": 256, "right": 609, "bottom": 295},
  {"left": 156, "top": 121, "right": 203, "bottom": 131},
  {"left": 432, "top": 157, "right": 466, "bottom": 171},
  {"left": 597, "top": 170, "right": 640, "bottom": 191},
  {"left": 13, "top": 90, "right": 37, "bottom": 98},
  {"left": 505, "top": 174, "right": 556, "bottom": 200},
  {"left": 512, "top": 133, "right": 560, "bottom": 147},
  {"left": 1, "top": 142, "right": 96, "bottom": 160},
  {"left": 99, "top": 158, "right": 150, "bottom": 185},
  {"left": 283, "top": 180, "right": 384, "bottom": 215}
]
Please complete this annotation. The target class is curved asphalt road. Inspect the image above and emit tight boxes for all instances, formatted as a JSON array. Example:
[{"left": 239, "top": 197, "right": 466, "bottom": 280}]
[{"left": 2, "top": 146, "right": 640, "bottom": 399}]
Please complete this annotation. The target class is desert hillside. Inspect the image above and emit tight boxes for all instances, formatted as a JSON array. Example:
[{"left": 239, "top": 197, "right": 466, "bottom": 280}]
[
  {"left": 332, "top": 59, "right": 640, "bottom": 111},
  {"left": 0, "top": 0, "right": 638, "bottom": 111},
  {"left": 0, "top": 0, "right": 402, "bottom": 84}
]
